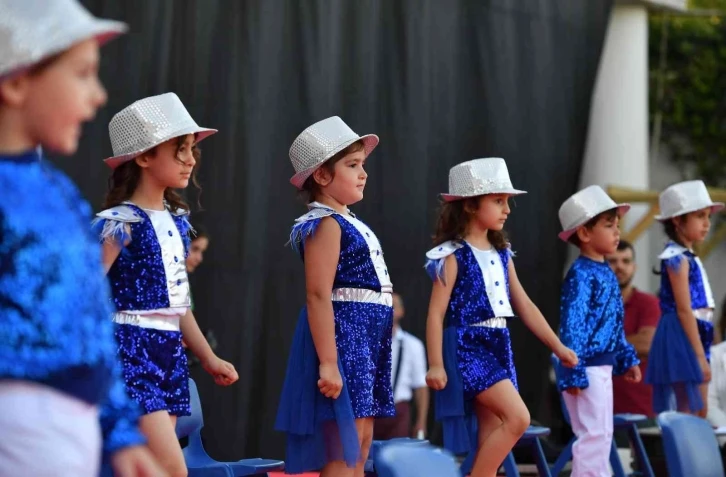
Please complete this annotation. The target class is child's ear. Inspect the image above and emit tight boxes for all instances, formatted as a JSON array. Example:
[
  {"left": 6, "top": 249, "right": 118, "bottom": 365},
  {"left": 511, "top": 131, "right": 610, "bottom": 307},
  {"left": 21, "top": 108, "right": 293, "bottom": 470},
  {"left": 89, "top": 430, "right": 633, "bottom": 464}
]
[
  {"left": 575, "top": 225, "right": 590, "bottom": 244},
  {"left": 134, "top": 153, "right": 151, "bottom": 169},
  {"left": 0, "top": 74, "right": 31, "bottom": 107},
  {"left": 312, "top": 167, "right": 333, "bottom": 187}
]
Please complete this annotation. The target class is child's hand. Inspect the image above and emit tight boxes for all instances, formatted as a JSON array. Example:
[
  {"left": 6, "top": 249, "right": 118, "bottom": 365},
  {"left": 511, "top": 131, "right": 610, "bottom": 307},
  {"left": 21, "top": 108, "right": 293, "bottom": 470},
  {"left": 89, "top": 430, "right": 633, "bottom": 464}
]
[
  {"left": 112, "top": 445, "right": 167, "bottom": 477},
  {"left": 555, "top": 345, "right": 579, "bottom": 368},
  {"left": 318, "top": 362, "right": 343, "bottom": 399},
  {"left": 699, "top": 356, "right": 712, "bottom": 382},
  {"left": 624, "top": 365, "right": 642, "bottom": 383},
  {"left": 426, "top": 366, "right": 447, "bottom": 390},
  {"left": 564, "top": 387, "right": 581, "bottom": 396},
  {"left": 203, "top": 356, "right": 239, "bottom": 386}
]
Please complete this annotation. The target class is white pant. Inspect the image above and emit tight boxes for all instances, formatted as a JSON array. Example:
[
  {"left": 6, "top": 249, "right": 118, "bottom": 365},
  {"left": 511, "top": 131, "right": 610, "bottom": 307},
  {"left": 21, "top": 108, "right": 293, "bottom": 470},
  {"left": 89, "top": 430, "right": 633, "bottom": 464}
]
[
  {"left": 562, "top": 365, "right": 613, "bottom": 477},
  {"left": 0, "top": 381, "right": 101, "bottom": 477}
]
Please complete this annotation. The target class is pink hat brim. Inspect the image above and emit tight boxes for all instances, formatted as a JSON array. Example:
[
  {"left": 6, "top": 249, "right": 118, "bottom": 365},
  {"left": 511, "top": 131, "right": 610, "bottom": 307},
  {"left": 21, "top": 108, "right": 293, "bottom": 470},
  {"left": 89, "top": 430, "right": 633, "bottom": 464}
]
[{"left": 558, "top": 204, "right": 630, "bottom": 243}]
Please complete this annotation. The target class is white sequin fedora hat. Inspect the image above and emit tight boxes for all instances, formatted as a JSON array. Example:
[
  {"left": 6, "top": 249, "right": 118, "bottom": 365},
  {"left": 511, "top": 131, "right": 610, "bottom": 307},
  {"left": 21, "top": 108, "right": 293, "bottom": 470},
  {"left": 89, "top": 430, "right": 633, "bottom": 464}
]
[
  {"left": 104, "top": 93, "right": 217, "bottom": 169},
  {"left": 0, "top": 0, "right": 127, "bottom": 80},
  {"left": 655, "top": 180, "right": 724, "bottom": 221},
  {"left": 289, "top": 116, "right": 379, "bottom": 189},
  {"left": 558, "top": 185, "right": 630, "bottom": 242},
  {"left": 440, "top": 158, "right": 526, "bottom": 202}
]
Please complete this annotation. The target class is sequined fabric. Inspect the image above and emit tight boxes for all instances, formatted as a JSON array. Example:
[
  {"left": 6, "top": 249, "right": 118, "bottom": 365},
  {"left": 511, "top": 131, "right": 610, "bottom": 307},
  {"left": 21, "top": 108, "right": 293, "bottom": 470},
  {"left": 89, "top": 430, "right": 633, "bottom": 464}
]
[
  {"left": 557, "top": 185, "right": 629, "bottom": 240},
  {"left": 97, "top": 203, "right": 192, "bottom": 311},
  {"left": 276, "top": 204, "right": 394, "bottom": 472},
  {"left": 457, "top": 326, "right": 517, "bottom": 398},
  {"left": 290, "top": 205, "right": 391, "bottom": 292},
  {"left": 105, "top": 93, "right": 216, "bottom": 168},
  {"left": 656, "top": 180, "right": 724, "bottom": 220},
  {"left": 114, "top": 324, "right": 190, "bottom": 415},
  {"left": 0, "top": 149, "right": 143, "bottom": 455},
  {"left": 0, "top": 0, "right": 126, "bottom": 79},
  {"left": 557, "top": 256, "right": 638, "bottom": 391},
  {"left": 441, "top": 158, "right": 526, "bottom": 201},
  {"left": 659, "top": 243, "right": 712, "bottom": 312},
  {"left": 289, "top": 117, "right": 379, "bottom": 188}
]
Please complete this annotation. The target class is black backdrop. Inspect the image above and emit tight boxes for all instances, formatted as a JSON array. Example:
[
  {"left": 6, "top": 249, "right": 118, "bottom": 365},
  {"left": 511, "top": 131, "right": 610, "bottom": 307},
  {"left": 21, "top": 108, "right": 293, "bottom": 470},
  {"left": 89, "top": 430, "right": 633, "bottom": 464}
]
[{"left": 61, "top": 0, "right": 613, "bottom": 460}]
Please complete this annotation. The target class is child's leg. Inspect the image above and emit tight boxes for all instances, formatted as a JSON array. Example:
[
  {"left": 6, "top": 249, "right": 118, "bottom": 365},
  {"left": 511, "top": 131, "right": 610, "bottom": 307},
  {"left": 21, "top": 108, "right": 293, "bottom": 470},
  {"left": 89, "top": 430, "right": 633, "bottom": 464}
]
[
  {"left": 139, "top": 410, "right": 187, "bottom": 477},
  {"left": 698, "top": 382, "right": 709, "bottom": 418},
  {"left": 320, "top": 417, "right": 374, "bottom": 477},
  {"left": 562, "top": 365, "right": 613, "bottom": 477},
  {"left": 470, "top": 379, "right": 530, "bottom": 477},
  {"left": 354, "top": 417, "right": 374, "bottom": 477}
]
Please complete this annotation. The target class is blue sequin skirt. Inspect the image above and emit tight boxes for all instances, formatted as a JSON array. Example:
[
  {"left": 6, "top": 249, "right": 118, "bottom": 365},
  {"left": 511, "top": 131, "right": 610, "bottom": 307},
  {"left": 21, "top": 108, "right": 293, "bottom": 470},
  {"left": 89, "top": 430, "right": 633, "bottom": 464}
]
[
  {"left": 114, "top": 324, "right": 190, "bottom": 416},
  {"left": 275, "top": 302, "right": 394, "bottom": 473},
  {"left": 435, "top": 325, "right": 517, "bottom": 455},
  {"left": 646, "top": 311, "right": 713, "bottom": 413}
]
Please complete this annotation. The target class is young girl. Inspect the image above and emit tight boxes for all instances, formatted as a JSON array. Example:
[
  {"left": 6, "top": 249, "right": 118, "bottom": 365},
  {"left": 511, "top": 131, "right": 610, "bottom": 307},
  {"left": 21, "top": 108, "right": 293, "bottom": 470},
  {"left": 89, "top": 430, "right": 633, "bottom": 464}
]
[
  {"left": 94, "top": 92, "right": 239, "bottom": 476},
  {"left": 646, "top": 180, "right": 723, "bottom": 416},
  {"left": 0, "top": 1, "right": 163, "bottom": 475},
  {"left": 275, "top": 116, "right": 394, "bottom": 477},
  {"left": 424, "top": 158, "right": 578, "bottom": 477}
]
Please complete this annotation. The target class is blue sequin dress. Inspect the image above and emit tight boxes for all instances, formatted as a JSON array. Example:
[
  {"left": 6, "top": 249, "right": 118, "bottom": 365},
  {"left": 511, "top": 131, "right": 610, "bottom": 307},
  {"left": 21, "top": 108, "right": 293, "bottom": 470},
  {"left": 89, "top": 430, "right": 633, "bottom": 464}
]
[
  {"left": 556, "top": 256, "right": 638, "bottom": 392},
  {"left": 93, "top": 202, "right": 193, "bottom": 417},
  {"left": 0, "top": 149, "right": 144, "bottom": 458},
  {"left": 424, "top": 240, "right": 517, "bottom": 455},
  {"left": 275, "top": 202, "right": 395, "bottom": 474},
  {"left": 646, "top": 242, "right": 715, "bottom": 413}
]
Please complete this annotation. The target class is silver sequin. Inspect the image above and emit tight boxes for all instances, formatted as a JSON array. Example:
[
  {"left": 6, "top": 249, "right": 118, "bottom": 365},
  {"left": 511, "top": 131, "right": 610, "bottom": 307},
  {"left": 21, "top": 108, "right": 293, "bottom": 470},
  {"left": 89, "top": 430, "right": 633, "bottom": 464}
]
[
  {"left": 655, "top": 180, "right": 724, "bottom": 221},
  {"left": 289, "top": 116, "right": 379, "bottom": 189},
  {"left": 105, "top": 93, "right": 217, "bottom": 169},
  {"left": 0, "top": 0, "right": 127, "bottom": 79},
  {"left": 331, "top": 288, "right": 393, "bottom": 306},
  {"left": 469, "top": 317, "right": 508, "bottom": 329},
  {"left": 441, "top": 158, "right": 526, "bottom": 201},
  {"left": 558, "top": 185, "right": 629, "bottom": 241}
]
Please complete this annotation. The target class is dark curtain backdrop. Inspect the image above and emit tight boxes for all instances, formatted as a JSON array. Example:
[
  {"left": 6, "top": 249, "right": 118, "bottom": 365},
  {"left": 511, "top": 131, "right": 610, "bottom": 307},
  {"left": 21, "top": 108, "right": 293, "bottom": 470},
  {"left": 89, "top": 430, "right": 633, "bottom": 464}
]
[{"left": 62, "top": 0, "right": 612, "bottom": 460}]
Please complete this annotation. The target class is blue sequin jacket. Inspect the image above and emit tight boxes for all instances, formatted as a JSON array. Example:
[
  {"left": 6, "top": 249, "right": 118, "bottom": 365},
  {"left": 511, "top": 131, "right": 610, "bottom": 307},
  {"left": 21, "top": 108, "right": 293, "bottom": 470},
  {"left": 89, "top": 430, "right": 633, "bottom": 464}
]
[
  {"left": 0, "top": 150, "right": 144, "bottom": 455},
  {"left": 93, "top": 202, "right": 192, "bottom": 312},
  {"left": 557, "top": 256, "right": 639, "bottom": 391},
  {"left": 658, "top": 242, "right": 715, "bottom": 314}
]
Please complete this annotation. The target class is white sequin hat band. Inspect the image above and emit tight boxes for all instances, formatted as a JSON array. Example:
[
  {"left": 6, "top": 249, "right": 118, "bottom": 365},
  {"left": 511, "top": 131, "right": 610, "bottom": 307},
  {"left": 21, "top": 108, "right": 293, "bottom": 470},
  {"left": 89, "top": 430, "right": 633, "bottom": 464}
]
[
  {"left": 0, "top": 0, "right": 127, "bottom": 80},
  {"left": 440, "top": 158, "right": 526, "bottom": 202},
  {"left": 104, "top": 92, "right": 217, "bottom": 169},
  {"left": 289, "top": 116, "right": 379, "bottom": 189},
  {"left": 558, "top": 185, "right": 630, "bottom": 242},
  {"left": 655, "top": 180, "right": 724, "bottom": 221}
]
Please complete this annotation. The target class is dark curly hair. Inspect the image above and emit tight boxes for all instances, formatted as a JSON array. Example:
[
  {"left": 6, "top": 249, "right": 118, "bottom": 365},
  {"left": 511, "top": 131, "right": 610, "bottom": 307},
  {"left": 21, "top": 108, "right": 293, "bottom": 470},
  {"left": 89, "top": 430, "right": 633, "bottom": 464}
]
[{"left": 432, "top": 197, "right": 508, "bottom": 250}]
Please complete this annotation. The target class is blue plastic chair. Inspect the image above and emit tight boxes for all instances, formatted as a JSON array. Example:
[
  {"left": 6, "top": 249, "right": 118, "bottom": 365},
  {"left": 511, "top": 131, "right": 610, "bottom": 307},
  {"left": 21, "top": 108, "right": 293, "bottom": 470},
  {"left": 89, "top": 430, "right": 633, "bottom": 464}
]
[
  {"left": 459, "top": 425, "right": 553, "bottom": 477},
  {"left": 550, "top": 355, "right": 654, "bottom": 477},
  {"left": 658, "top": 411, "right": 725, "bottom": 477},
  {"left": 374, "top": 443, "right": 460, "bottom": 477},
  {"left": 176, "top": 378, "right": 285, "bottom": 476},
  {"left": 364, "top": 438, "right": 430, "bottom": 475}
]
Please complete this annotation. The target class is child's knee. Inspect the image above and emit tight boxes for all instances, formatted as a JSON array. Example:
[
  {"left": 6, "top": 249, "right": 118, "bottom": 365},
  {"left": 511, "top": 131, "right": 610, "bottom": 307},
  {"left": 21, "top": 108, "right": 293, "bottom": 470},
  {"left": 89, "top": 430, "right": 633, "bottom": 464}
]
[{"left": 507, "top": 406, "right": 530, "bottom": 437}]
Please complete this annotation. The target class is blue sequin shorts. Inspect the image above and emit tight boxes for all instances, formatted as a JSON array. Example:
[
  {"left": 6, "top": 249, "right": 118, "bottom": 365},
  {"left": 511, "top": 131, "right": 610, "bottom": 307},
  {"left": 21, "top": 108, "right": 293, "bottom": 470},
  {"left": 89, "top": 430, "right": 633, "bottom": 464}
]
[
  {"left": 114, "top": 324, "right": 190, "bottom": 416},
  {"left": 456, "top": 325, "right": 517, "bottom": 399}
]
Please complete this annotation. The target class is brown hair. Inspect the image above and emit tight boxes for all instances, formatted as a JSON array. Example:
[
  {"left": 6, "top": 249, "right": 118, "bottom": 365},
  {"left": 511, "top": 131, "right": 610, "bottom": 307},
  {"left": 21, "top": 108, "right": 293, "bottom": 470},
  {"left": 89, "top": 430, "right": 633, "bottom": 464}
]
[
  {"left": 300, "top": 140, "right": 365, "bottom": 202},
  {"left": 432, "top": 197, "right": 509, "bottom": 250},
  {"left": 652, "top": 215, "right": 691, "bottom": 275},
  {"left": 102, "top": 135, "right": 201, "bottom": 211},
  {"left": 568, "top": 208, "right": 618, "bottom": 247}
]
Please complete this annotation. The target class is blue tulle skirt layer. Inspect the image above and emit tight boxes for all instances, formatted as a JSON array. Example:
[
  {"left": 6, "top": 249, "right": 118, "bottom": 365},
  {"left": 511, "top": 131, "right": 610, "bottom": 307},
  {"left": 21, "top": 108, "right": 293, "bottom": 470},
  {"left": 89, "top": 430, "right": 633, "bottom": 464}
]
[{"left": 646, "top": 311, "right": 713, "bottom": 413}]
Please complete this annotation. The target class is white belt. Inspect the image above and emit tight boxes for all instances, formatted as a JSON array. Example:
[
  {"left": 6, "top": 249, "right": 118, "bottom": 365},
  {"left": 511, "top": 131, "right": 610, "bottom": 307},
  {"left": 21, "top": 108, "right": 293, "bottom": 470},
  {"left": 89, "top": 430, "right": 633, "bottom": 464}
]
[
  {"left": 112, "top": 312, "right": 181, "bottom": 332},
  {"left": 694, "top": 309, "right": 714, "bottom": 323},
  {"left": 470, "top": 317, "right": 508, "bottom": 329},
  {"left": 331, "top": 288, "right": 393, "bottom": 307}
]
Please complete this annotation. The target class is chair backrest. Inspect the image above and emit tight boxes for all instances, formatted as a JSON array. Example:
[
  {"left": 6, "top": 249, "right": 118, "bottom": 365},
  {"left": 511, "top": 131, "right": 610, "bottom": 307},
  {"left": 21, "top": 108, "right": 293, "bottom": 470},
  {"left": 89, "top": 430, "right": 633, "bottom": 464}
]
[
  {"left": 175, "top": 378, "right": 204, "bottom": 439},
  {"left": 550, "top": 354, "right": 572, "bottom": 425},
  {"left": 658, "top": 411, "right": 725, "bottom": 477},
  {"left": 375, "top": 444, "right": 459, "bottom": 477}
]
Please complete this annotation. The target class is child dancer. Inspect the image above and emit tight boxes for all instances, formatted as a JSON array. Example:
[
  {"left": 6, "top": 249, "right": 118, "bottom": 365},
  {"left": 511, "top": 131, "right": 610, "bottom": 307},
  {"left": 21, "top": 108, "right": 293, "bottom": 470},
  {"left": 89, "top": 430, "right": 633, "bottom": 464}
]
[
  {"left": 275, "top": 116, "right": 394, "bottom": 476},
  {"left": 95, "top": 93, "right": 239, "bottom": 476},
  {"left": 424, "top": 158, "right": 578, "bottom": 477},
  {"left": 0, "top": 1, "right": 163, "bottom": 475},
  {"left": 556, "top": 185, "right": 641, "bottom": 477},
  {"left": 646, "top": 180, "right": 722, "bottom": 416}
]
